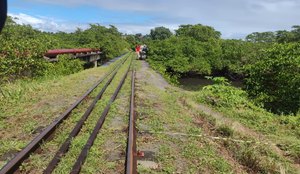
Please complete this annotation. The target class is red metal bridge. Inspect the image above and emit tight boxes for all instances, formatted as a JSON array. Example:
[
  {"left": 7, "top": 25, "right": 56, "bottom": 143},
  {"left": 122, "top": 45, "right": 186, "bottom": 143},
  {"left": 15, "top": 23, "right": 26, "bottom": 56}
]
[{"left": 44, "top": 48, "right": 102, "bottom": 67}]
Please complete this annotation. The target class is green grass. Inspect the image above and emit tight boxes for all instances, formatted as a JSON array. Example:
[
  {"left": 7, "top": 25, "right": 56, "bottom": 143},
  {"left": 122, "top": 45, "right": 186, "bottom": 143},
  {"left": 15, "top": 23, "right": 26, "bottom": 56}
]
[
  {"left": 20, "top": 54, "right": 133, "bottom": 173},
  {"left": 2, "top": 55, "right": 299, "bottom": 173},
  {"left": 0, "top": 53, "right": 132, "bottom": 171},
  {"left": 136, "top": 61, "right": 300, "bottom": 173},
  {"left": 135, "top": 61, "right": 234, "bottom": 173},
  {"left": 189, "top": 82, "right": 300, "bottom": 173},
  {"left": 81, "top": 71, "right": 131, "bottom": 173}
]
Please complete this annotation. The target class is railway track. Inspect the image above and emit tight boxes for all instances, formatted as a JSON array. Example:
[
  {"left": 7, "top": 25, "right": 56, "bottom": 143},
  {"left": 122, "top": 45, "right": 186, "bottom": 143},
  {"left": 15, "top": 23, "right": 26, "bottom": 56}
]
[
  {"left": 0, "top": 53, "right": 138, "bottom": 174},
  {"left": 125, "top": 70, "right": 137, "bottom": 174}
]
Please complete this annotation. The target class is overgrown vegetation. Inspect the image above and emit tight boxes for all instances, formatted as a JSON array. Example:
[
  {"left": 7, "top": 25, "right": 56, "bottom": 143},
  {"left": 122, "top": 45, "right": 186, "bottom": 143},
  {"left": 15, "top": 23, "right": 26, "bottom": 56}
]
[
  {"left": 199, "top": 77, "right": 249, "bottom": 108},
  {"left": 194, "top": 77, "right": 300, "bottom": 164},
  {"left": 0, "top": 17, "right": 129, "bottom": 83},
  {"left": 246, "top": 43, "right": 300, "bottom": 114},
  {"left": 0, "top": 54, "right": 131, "bottom": 171},
  {"left": 147, "top": 24, "right": 265, "bottom": 81},
  {"left": 146, "top": 24, "right": 299, "bottom": 114},
  {"left": 53, "top": 25, "right": 129, "bottom": 58},
  {"left": 135, "top": 61, "right": 299, "bottom": 173},
  {"left": 1, "top": 14, "right": 298, "bottom": 114},
  {"left": 0, "top": 17, "right": 59, "bottom": 82}
]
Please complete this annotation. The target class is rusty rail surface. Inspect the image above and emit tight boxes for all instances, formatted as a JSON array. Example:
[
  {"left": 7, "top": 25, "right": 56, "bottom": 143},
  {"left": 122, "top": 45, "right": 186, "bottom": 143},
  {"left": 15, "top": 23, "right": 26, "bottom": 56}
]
[
  {"left": 0, "top": 53, "right": 130, "bottom": 174},
  {"left": 70, "top": 58, "right": 132, "bottom": 174},
  {"left": 125, "top": 70, "right": 137, "bottom": 174},
  {"left": 45, "top": 48, "right": 100, "bottom": 58}
]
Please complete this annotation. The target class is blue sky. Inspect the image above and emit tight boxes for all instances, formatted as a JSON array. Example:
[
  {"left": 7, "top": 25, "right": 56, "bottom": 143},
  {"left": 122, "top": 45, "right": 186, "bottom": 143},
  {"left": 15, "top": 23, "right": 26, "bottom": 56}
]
[{"left": 8, "top": 0, "right": 300, "bottom": 39}]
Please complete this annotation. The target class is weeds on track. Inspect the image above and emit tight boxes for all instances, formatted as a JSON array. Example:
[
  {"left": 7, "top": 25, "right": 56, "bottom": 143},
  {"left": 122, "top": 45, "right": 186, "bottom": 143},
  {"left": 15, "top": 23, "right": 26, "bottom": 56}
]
[{"left": 0, "top": 54, "right": 131, "bottom": 172}]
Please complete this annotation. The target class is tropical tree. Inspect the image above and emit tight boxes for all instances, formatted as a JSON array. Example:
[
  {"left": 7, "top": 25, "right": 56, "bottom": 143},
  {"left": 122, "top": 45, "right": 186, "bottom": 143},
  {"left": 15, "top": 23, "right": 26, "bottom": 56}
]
[
  {"left": 275, "top": 30, "right": 295, "bottom": 43},
  {"left": 291, "top": 25, "right": 300, "bottom": 42},
  {"left": 150, "top": 26, "right": 173, "bottom": 40},
  {"left": 246, "top": 32, "right": 275, "bottom": 43},
  {"left": 246, "top": 43, "right": 300, "bottom": 114},
  {"left": 175, "top": 24, "right": 221, "bottom": 42},
  {"left": 0, "top": 17, "right": 59, "bottom": 81}
]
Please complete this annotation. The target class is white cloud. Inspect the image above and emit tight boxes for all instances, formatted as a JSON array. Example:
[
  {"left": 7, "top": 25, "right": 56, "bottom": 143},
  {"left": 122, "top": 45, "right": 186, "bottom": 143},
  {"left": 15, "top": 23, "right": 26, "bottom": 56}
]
[
  {"left": 25, "top": 0, "right": 300, "bottom": 38},
  {"left": 108, "top": 23, "right": 178, "bottom": 35},
  {"left": 10, "top": 13, "right": 44, "bottom": 24},
  {"left": 8, "top": 13, "right": 89, "bottom": 32},
  {"left": 10, "top": 0, "right": 300, "bottom": 39},
  {"left": 7, "top": 13, "right": 175, "bottom": 36}
]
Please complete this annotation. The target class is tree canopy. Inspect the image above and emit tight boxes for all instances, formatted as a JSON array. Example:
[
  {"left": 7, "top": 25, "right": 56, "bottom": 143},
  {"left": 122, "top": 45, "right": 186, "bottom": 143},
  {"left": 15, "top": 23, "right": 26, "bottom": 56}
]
[
  {"left": 246, "top": 43, "right": 300, "bottom": 114},
  {"left": 246, "top": 26, "right": 300, "bottom": 43},
  {"left": 176, "top": 24, "right": 221, "bottom": 42},
  {"left": 246, "top": 32, "right": 275, "bottom": 43},
  {"left": 150, "top": 26, "right": 173, "bottom": 40},
  {"left": 146, "top": 24, "right": 300, "bottom": 114}
]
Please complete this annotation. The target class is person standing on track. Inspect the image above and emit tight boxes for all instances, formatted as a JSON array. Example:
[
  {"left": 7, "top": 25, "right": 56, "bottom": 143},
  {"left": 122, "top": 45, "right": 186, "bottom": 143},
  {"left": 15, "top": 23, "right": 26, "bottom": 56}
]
[{"left": 135, "top": 45, "right": 141, "bottom": 59}]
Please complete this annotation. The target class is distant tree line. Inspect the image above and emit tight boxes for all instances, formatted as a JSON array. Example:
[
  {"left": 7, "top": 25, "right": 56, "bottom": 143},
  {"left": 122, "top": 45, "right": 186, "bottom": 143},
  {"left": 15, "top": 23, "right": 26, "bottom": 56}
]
[{"left": 246, "top": 26, "right": 300, "bottom": 43}]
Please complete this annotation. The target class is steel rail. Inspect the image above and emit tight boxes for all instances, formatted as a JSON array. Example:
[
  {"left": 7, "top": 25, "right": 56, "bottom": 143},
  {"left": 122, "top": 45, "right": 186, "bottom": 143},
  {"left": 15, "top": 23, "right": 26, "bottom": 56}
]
[
  {"left": 44, "top": 65, "right": 121, "bottom": 173},
  {"left": 0, "top": 53, "right": 130, "bottom": 174},
  {"left": 70, "top": 58, "right": 133, "bottom": 174},
  {"left": 125, "top": 70, "right": 137, "bottom": 174}
]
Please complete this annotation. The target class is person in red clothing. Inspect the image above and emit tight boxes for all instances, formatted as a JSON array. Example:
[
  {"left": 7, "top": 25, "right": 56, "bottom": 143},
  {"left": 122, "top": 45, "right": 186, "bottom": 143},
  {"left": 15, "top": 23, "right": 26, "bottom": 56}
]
[{"left": 135, "top": 45, "right": 141, "bottom": 59}]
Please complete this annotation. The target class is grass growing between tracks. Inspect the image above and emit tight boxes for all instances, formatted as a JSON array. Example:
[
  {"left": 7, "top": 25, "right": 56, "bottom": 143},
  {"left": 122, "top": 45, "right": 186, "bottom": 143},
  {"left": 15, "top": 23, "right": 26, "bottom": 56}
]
[
  {"left": 51, "top": 55, "right": 133, "bottom": 174},
  {"left": 81, "top": 70, "right": 132, "bottom": 173},
  {"left": 0, "top": 53, "right": 130, "bottom": 171}
]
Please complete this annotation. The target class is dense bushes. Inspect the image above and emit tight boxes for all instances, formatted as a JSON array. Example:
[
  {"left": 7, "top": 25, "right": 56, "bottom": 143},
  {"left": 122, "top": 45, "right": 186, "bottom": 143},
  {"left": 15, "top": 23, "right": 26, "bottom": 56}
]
[
  {"left": 147, "top": 24, "right": 299, "bottom": 114},
  {"left": 197, "top": 77, "right": 250, "bottom": 108},
  {"left": 0, "top": 17, "right": 129, "bottom": 83},
  {"left": 0, "top": 17, "right": 59, "bottom": 81},
  {"left": 45, "top": 55, "right": 84, "bottom": 76},
  {"left": 246, "top": 43, "right": 300, "bottom": 114},
  {"left": 148, "top": 37, "right": 215, "bottom": 83},
  {"left": 147, "top": 24, "right": 268, "bottom": 83},
  {"left": 147, "top": 24, "right": 224, "bottom": 82},
  {"left": 220, "top": 40, "right": 269, "bottom": 75},
  {"left": 54, "top": 25, "right": 129, "bottom": 58},
  {"left": 197, "top": 76, "right": 300, "bottom": 157}
]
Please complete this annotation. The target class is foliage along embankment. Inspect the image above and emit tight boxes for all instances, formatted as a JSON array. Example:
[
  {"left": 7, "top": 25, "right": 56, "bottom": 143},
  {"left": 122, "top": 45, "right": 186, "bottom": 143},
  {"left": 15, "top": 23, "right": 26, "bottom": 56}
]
[
  {"left": 246, "top": 43, "right": 300, "bottom": 114},
  {"left": 0, "top": 17, "right": 129, "bottom": 83},
  {"left": 194, "top": 77, "right": 300, "bottom": 166},
  {"left": 146, "top": 24, "right": 300, "bottom": 115}
]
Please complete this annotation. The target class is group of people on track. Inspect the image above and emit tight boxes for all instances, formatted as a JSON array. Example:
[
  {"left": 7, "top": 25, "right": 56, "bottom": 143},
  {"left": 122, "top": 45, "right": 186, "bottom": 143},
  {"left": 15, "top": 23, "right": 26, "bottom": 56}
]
[{"left": 135, "top": 44, "right": 148, "bottom": 60}]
